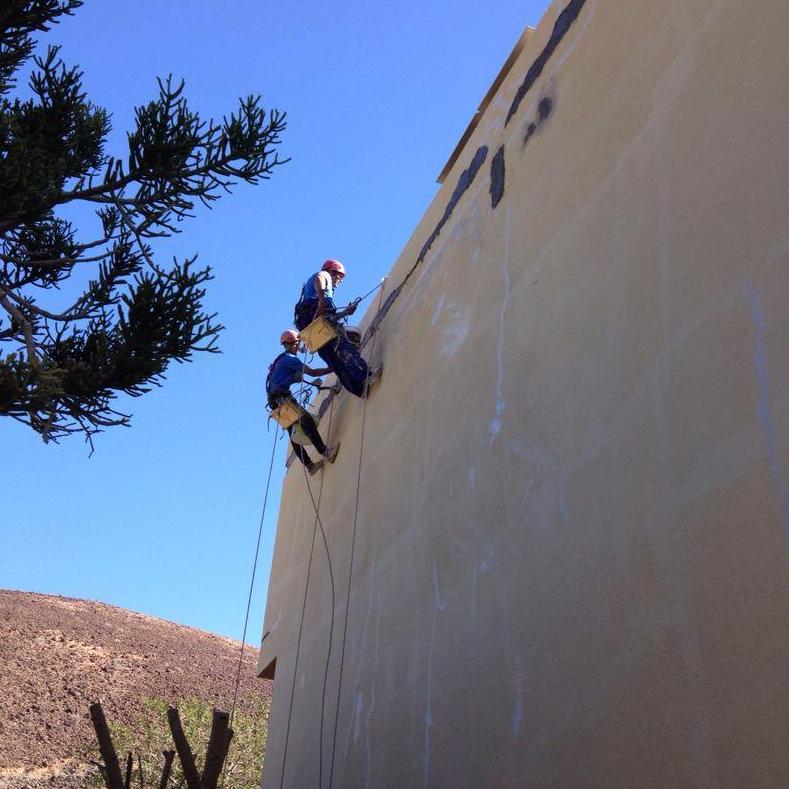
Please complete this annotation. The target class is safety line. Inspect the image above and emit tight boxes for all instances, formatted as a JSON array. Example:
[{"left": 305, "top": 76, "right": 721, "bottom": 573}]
[
  {"left": 356, "top": 278, "right": 385, "bottom": 305},
  {"left": 279, "top": 389, "right": 336, "bottom": 789},
  {"left": 229, "top": 424, "right": 281, "bottom": 723},
  {"left": 221, "top": 423, "right": 281, "bottom": 788},
  {"left": 328, "top": 282, "right": 387, "bottom": 789},
  {"left": 301, "top": 399, "right": 338, "bottom": 789}
]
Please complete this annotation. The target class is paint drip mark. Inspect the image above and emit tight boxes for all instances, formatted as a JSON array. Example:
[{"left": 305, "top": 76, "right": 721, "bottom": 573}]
[{"left": 743, "top": 283, "right": 789, "bottom": 543}]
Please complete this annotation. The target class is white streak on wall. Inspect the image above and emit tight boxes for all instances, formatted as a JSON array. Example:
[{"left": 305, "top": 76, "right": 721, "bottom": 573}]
[
  {"left": 353, "top": 692, "right": 363, "bottom": 742},
  {"left": 364, "top": 590, "right": 381, "bottom": 789},
  {"left": 743, "top": 282, "right": 789, "bottom": 541},
  {"left": 433, "top": 560, "right": 446, "bottom": 611},
  {"left": 431, "top": 294, "right": 445, "bottom": 326},
  {"left": 489, "top": 205, "right": 512, "bottom": 445},
  {"left": 270, "top": 609, "right": 283, "bottom": 635},
  {"left": 470, "top": 566, "right": 478, "bottom": 619},
  {"left": 345, "top": 560, "right": 378, "bottom": 761},
  {"left": 431, "top": 292, "right": 470, "bottom": 357},
  {"left": 424, "top": 561, "right": 445, "bottom": 786},
  {"left": 440, "top": 304, "right": 470, "bottom": 357},
  {"left": 558, "top": 472, "right": 570, "bottom": 527},
  {"left": 522, "top": 477, "right": 536, "bottom": 504},
  {"left": 512, "top": 678, "right": 523, "bottom": 736}
]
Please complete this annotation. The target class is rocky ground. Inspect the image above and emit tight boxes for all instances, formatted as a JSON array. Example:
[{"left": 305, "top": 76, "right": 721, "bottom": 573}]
[{"left": 0, "top": 590, "right": 271, "bottom": 787}]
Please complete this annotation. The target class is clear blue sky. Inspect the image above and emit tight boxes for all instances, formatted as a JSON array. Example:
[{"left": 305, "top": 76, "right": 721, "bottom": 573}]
[{"left": 1, "top": 0, "right": 548, "bottom": 643}]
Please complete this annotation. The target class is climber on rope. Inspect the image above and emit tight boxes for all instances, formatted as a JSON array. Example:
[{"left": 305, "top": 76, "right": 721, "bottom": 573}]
[
  {"left": 294, "top": 259, "right": 382, "bottom": 398},
  {"left": 267, "top": 329, "right": 340, "bottom": 475}
]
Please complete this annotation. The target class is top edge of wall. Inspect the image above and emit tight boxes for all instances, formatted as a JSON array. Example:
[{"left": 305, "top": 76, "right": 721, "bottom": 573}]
[{"left": 436, "top": 25, "right": 535, "bottom": 184}]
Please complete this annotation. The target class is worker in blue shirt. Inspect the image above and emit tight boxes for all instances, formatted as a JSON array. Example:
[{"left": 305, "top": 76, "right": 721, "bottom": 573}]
[
  {"left": 294, "top": 258, "right": 381, "bottom": 398},
  {"left": 267, "top": 329, "right": 339, "bottom": 475}
]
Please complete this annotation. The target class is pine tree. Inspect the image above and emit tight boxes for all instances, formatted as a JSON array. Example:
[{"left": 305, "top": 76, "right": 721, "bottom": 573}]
[{"left": 0, "top": 1, "right": 287, "bottom": 446}]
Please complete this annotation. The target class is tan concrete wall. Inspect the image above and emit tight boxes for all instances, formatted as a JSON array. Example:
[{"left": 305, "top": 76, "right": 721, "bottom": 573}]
[{"left": 259, "top": 1, "right": 789, "bottom": 786}]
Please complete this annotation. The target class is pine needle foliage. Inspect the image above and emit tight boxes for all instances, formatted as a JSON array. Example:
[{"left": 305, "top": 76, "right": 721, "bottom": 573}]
[{"left": 0, "top": 1, "right": 287, "bottom": 446}]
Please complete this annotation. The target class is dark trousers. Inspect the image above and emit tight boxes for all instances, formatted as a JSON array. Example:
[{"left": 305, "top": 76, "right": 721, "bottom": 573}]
[
  {"left": 317, "top": 336, "right": 369, "bottom": 398},
  {"left": 294, "top": 302, "right": 369, "bottom": 398},
  {"left": 268, "top": 393, "right": 327, "bottom": 466}
]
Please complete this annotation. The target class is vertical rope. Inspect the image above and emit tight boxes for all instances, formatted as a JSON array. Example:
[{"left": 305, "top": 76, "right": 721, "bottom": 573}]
[
  {"left": 301, "top": 400, "right": 338, "bottom": 789},
  {"left": 221, "top": 424, "right": 281, "bottom": 788},
  {"left": 280, "top": 393, "right": 336, "bottom": 789},
  {"left": 229, "top": 424, "right": 281, "bottom": 722}
]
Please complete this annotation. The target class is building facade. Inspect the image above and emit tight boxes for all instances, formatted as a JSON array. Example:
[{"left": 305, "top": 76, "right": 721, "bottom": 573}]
[{"left": 259, "top": 1, "right": 789, "bottom": 785}]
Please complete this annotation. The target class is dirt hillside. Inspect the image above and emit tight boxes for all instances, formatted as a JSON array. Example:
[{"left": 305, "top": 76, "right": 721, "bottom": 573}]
[{"left": 0, "top": 590, "right": 271, "bottom": 787}]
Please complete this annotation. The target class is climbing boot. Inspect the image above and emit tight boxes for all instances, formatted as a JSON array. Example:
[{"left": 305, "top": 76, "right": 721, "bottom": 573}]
[
  {"left": 324, "top": 443, "right": 340, "bottom": 463},
  {"left": 307, "top": 459, "right": 324, "bottom": 476}
]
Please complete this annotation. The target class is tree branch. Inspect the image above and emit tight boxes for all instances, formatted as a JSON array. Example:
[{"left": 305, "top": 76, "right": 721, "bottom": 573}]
[{"left": 0, "top": 289, "right": 37, "bottom": 363}]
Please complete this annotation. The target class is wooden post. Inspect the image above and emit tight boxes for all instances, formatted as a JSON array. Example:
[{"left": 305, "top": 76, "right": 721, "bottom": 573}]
[
  {"left": 200, "top": 709, "right": 234, "bottom": 789},
  {"left": 89, "top": 703, "right": 125, "bottom": 789},
  {"left": 124, "top": 752, "right": 133, "bottom": 789},
  {"left": 166, "top": 707, "right": 201, "bottom": 789},
  {"left": 159, "top": 750, "right": 175, "bottom": 789}
]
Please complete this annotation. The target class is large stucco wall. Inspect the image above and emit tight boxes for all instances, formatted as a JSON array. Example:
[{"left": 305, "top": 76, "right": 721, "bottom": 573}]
[{"left": 259, "top": 1, "right": 789, "bottom": 786}]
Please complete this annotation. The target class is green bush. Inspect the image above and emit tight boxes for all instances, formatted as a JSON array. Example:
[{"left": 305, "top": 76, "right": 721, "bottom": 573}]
[{"left": 91, "top": 696, "right": 270, "bottom": 788}]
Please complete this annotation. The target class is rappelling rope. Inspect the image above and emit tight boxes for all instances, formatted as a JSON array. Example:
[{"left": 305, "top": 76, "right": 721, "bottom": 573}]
[
  {"left": 301, "top": 427, "right": 337, "bottom": 789},
  {"left": 220, "top": 422, "right": 282, "bottom": 789},
  {"left": 279, "top": 377, "right": 337, "bottom": 789},
  {"left": 354, "top": 278, "right": 385, "bottom": 305},
  {"left": 299, "top": 394, "right": 339, "bottom": 789},
  {"left": 328, "top": 281, "right": 387, "bottom": 789},
  {"left": 229, "top": 424, "right": 281, "bottom": 723}
]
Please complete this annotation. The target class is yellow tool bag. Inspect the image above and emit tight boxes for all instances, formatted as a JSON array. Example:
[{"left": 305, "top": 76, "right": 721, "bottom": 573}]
[
  {"left": 270, "top": 398, "right": 304, "bottom": 429},
  {"left": 300, "top": 315, "right": 337, "bottom": 352}
]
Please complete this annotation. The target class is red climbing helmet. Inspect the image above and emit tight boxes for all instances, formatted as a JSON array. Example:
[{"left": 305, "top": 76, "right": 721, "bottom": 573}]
[
  {"left": 322, "top": 259, "right": 346, "bottom": 277},
  {"left": 280, "top": 329, "right": 300, "bottom": 344}
]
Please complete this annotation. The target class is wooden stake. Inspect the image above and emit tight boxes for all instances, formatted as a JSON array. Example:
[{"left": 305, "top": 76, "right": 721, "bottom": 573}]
[
  {"left": 200, "top": 709, "right": 233, "bottom": 789},
  {"left": 159, "top": 750, "right": 175, "bottom": 789},
  {"left": 89, "top": 703, "right": 125, "bottom": 789},
  {"left": 166, "top": 707, "right": 200, "bottom": 789},
  {"left": 124, "top": 752, "right": 133, "bottom": 788}
]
